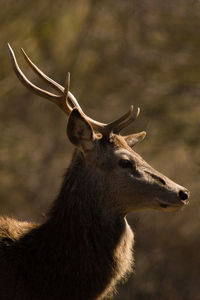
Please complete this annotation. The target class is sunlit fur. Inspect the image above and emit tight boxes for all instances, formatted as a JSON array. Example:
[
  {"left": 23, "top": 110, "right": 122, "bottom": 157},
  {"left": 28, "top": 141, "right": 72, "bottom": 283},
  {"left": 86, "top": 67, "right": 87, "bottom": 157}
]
[
  {"left": 0, "top": 148, "right": 134, "bottom": 300},
  {"left": 0, "top": 111, "right": 189, "bottom": 300},
  {"left": 4, "top": 45, "right": 189, "bottom": 300}
]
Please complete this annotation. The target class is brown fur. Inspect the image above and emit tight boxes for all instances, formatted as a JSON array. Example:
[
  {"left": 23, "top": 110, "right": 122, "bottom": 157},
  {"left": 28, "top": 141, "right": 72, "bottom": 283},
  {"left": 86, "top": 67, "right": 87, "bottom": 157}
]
[
  {"left": 0, "top": 109, "right": 189, "bottom": 300},
  {"left": 5, "top": 47, "right": 189, "bottom": 299},
  {"left": 0, "top": 149, "right": 134, "bottom": 300}
]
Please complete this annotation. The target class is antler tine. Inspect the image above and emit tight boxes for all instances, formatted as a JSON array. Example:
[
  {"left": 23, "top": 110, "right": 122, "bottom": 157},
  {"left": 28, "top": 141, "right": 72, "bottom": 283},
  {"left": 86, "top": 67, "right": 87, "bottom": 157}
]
[
  {"left": 63, "top": 72, "right": 73, "bottom": 115},
  {"left": 64, "top": 72, "right": 70, "bottom": 99},
  {"left": 20, "top": 47, "right": 86, "bottom": 116},
  {"left": 21, "top": 47, "right": 64, "bottom": 94},
  {"left": 7, "top": 43, "right": 65, "bottom": 105},
  {"left": 106, "top": 105, "right": 134, "bottom": 133},
  {"left": 8, "top": 44, "right": 77, "bottom": 115},
  {"left": 8, "top": 44, "right": 140, "bottom": 136},
  {"left": 86, "top": 106, "right": 140, "bottom": 136},
  {"left": 113, "top": 107, "right": 140, "bottom": 134},
  {"left": 81, "top": 106, "right": 138, "bottom": 136},
  {"left": 63, "top": 72, "right": 82, "bottom": 114},
  {"left": 63, "top": 73, "right": 109, "bottom": 131},
  {"left": 62, "top": 73, "right": 91, "bottom": 117}
]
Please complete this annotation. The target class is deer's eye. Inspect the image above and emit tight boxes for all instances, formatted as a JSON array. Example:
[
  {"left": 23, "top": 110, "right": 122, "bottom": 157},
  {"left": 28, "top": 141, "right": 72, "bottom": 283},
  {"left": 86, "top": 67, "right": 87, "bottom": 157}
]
[{"left": 118, "top": 159, "right": 133, "bottom": 169}]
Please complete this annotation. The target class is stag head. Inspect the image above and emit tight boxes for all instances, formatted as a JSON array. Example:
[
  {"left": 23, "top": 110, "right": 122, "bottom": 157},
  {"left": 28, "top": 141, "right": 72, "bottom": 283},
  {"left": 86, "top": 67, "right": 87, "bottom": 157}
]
[{"left": 8, "top": 44, "right": 189, "bottom": 216}]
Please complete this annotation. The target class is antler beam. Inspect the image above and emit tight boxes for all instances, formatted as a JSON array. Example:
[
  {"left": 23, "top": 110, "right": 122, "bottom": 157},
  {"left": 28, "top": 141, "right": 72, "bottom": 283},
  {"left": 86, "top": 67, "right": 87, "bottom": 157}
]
[{"left": 8, "top": 43, "right": 140, "bottom": 136}]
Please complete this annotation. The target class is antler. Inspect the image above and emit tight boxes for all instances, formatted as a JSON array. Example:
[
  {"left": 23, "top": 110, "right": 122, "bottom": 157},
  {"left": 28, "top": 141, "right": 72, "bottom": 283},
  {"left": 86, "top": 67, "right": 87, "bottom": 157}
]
[{"left": 7, "top": 44, "right": 140, "bottom": 136}]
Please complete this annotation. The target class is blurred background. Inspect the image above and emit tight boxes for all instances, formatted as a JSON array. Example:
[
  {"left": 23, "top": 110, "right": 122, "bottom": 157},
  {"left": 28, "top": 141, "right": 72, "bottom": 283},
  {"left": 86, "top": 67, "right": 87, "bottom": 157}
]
[{"left": 0, "top": 0, "right": 199, "bottom": 299}]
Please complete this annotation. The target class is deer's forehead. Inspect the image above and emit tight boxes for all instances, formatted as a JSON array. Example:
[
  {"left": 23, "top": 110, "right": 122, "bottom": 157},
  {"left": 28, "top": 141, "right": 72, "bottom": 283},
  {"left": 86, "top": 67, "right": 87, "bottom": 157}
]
[
  {"left": 108, "top": 135, "right": 144, "bottom": 162},
  {"left": 111, "top": 135, "right": 129, "bottom": 149},
  {"left": 96, "top": 135, "right": 138, "bottom": 161}
]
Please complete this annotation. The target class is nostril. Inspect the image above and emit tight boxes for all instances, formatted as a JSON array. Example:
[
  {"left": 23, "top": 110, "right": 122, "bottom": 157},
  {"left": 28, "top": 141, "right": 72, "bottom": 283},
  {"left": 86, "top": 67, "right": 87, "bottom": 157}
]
[{"left": 179, "top": 190, "right": 189, "bottom": 201}]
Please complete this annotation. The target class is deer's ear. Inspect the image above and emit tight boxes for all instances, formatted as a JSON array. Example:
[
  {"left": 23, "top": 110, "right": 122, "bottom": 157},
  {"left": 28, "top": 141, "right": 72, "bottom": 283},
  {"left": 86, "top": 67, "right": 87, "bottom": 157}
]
[
  {"left": 124, "top": 131, "right": 146, "bottom": 148},
  {"left": 67, "top": 108, "right": 95, "bottom": 152}
]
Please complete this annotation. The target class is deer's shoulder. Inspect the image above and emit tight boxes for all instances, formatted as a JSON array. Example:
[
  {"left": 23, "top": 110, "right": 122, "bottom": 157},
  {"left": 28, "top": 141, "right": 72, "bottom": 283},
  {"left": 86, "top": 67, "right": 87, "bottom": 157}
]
[{"left": 0, "top": 217, "right": 37, "bottom": 245}]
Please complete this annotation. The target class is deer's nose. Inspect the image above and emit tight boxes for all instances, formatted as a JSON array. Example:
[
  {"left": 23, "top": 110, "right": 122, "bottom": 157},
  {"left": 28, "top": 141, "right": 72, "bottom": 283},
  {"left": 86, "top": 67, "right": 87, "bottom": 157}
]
[{"left": 178, "top": 189, "right": 189, "bottom": 204}]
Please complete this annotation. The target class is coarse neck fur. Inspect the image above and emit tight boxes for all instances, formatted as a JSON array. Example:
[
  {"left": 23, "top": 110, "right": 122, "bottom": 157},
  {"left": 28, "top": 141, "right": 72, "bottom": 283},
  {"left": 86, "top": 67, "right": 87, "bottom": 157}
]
[{"left": 1, "top": 150, "right": 134, "bottom": 300}]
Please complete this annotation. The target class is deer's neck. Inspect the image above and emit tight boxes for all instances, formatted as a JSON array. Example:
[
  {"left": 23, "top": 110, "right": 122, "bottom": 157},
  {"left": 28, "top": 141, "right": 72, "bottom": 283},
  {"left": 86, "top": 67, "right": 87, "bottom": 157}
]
[{"left": 18, "top": 150, "right": 134, "bottom": 299}]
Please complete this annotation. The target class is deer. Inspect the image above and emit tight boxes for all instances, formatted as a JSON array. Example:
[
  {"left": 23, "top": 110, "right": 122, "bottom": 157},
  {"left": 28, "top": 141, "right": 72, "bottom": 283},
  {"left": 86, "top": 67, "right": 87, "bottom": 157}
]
[{"left": 0, "top": 44, "right": 189, "bottom": 300}]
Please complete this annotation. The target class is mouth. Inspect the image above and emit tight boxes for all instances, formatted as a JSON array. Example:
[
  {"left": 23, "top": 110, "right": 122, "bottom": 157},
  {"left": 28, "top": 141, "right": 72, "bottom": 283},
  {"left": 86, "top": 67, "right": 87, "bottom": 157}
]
[{"left": 156, "top": 198, "right": 189, "bottom": 211}]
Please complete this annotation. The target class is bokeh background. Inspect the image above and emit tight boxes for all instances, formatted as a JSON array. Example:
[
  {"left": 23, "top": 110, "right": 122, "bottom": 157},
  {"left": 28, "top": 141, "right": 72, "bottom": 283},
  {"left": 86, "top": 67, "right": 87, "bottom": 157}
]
[{"left": 0, "top": 0, "right": 200, "bottom": 299}]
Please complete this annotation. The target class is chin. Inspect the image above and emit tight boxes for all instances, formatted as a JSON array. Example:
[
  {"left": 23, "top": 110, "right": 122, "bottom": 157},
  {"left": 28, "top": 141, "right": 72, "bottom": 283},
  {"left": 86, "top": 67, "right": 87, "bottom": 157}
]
[{"left": 158, "top": 205, "right": 182, "bottom": 212}]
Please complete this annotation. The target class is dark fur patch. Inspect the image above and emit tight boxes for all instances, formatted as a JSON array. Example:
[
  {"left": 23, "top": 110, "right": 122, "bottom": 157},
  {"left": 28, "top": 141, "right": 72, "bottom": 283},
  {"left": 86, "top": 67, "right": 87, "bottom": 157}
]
[{"left": 0, "top": 151, "right": 134, "bottom": 300}]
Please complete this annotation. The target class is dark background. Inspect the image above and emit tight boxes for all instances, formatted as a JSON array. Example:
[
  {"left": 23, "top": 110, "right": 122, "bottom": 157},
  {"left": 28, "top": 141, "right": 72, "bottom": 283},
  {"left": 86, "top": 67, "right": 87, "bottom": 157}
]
[{"left": 0, "top": 1, "right": 199, "bottom": 299}]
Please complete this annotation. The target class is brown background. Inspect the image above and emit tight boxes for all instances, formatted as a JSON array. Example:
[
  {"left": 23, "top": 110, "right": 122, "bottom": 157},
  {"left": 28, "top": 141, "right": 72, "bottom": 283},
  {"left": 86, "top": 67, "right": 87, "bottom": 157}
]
[{"left": 0, "top": 1, "right": 199, "bottom": 299}]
